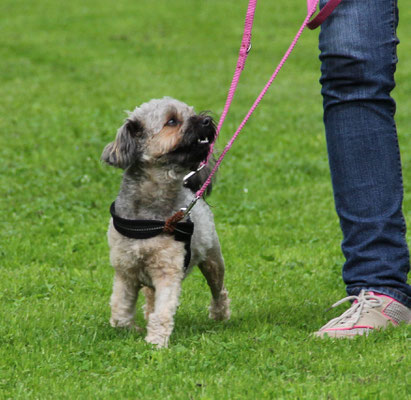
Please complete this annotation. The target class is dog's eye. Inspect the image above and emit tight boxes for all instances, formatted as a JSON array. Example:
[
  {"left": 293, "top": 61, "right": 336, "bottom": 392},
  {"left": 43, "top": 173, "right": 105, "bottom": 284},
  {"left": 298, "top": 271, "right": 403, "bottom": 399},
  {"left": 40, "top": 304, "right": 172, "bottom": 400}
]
[{"left": 165, "top": 118, "right": 180, "bottom": 127}]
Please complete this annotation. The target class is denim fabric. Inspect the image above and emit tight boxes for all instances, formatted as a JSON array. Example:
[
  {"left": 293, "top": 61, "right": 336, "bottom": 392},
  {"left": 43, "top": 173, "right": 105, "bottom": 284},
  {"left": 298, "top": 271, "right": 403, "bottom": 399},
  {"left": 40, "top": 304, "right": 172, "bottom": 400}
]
[{"left": 319, "top": 0, "right": 411, "bottom": 307}]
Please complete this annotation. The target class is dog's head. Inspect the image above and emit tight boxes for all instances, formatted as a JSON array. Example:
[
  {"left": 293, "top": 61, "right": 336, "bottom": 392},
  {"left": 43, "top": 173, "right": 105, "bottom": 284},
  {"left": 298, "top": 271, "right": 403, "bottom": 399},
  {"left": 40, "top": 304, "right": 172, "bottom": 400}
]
[{"left": 101, "top": 97, "right": 216, "bottom": 172}]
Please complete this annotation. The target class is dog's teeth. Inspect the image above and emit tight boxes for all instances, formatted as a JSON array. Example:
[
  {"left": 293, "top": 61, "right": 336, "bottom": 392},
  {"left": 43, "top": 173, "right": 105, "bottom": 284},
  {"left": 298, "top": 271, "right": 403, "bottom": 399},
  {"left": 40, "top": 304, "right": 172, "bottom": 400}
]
[{"left": 198, "top": 138, "right": 209, "bottom": 144}]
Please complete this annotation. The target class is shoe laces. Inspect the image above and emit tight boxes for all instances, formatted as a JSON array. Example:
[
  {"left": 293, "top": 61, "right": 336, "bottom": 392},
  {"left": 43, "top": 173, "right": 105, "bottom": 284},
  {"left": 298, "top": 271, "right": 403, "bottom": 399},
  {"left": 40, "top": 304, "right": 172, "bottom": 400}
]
[{"left": 322, "top": 290, "right": 384, "bottom": 329}]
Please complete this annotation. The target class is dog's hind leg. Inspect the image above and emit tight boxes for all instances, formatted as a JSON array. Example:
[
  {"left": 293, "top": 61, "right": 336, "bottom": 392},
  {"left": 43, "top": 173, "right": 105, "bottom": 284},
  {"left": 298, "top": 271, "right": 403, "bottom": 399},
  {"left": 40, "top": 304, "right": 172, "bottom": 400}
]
[
  {"left": 110, "top": 272, "right": 142, "bottom": 331},
  {"left": 199, "top": 244, "right": 231, "bottom": 321},
  {"left": 199, "top": 245, "right": 231, "bottom": 321}
]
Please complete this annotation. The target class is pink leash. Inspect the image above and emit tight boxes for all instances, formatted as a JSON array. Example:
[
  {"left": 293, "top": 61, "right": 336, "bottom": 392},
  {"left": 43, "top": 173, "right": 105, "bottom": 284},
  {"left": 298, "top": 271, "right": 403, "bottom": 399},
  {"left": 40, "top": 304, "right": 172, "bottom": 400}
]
[{"left": 177, "top": 0, "right": 342, "bottom": 219}]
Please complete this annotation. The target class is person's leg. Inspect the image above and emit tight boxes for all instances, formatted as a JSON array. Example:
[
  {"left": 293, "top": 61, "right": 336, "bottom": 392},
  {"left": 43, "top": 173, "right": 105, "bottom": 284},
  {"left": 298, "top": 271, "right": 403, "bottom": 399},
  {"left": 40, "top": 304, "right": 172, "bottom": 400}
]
[{"left": 316, "top": 0, "right": 410, "bottom": 336}]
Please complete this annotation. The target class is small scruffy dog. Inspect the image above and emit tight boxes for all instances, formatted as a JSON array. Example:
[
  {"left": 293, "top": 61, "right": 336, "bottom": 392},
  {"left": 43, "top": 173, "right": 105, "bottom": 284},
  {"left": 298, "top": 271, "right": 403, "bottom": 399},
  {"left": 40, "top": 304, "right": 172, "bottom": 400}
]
[{"left": 101, "top": 97, "right": 231, "bottom": 347}]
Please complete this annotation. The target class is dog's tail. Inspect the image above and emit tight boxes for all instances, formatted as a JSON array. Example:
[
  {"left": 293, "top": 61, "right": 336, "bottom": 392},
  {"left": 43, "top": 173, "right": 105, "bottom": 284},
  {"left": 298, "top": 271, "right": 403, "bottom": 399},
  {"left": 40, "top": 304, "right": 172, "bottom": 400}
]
[{"left": 183, "top": 156, "right": 216, "bottom": 197}]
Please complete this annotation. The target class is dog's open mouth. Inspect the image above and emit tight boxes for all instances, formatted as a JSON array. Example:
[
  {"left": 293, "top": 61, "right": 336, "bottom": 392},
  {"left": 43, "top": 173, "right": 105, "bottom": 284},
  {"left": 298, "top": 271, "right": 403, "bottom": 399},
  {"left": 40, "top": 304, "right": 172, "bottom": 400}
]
[{"left": 197, "top": 138, "right": 209, "bottom": 145}]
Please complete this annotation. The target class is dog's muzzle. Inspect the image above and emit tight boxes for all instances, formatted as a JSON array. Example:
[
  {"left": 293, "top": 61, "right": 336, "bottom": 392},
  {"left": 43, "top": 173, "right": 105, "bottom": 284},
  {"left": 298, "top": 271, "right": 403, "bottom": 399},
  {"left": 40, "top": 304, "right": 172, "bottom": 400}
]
[
  {"left": 187, "top": 115, "right": 215, "bottom": 146},
  {"left": 165, "top": 115, "right": 216, "bottom": 168},
  {"left": 196, "top": 117, "right": 212, "bottom": 144}
]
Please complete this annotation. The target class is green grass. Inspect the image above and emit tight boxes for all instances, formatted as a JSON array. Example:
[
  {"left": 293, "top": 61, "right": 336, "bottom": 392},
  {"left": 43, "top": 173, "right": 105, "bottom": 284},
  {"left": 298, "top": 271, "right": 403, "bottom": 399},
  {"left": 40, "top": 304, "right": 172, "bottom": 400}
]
[{"left": 1, "top": 0, "right": 410, "bottom": 398}]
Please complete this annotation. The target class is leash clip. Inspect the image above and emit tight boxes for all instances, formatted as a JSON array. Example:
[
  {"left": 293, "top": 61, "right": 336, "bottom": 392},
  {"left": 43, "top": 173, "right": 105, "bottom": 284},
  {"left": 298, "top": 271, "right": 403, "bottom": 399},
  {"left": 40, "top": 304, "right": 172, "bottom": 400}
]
[
  {"left": 247, "top": 41, "right": 252, "bottom": 54},
  {"left": 183, "top": 164, "right": 206, "bottom": 186},
  {"left": 180, "top": 196, "right": 200, "bottom": 218}
]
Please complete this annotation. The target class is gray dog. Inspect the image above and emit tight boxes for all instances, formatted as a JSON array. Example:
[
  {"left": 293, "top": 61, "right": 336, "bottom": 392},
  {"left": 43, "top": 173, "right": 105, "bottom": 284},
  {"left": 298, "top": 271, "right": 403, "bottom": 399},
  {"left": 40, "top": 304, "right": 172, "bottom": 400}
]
[{"left": 101, "top": 97, "right": 231, "bottom": 347}]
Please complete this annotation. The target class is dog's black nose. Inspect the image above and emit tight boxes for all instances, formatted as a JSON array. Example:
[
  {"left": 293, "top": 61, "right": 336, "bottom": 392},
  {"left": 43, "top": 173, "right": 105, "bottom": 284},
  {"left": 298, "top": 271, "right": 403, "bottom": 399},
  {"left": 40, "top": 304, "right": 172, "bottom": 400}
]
[{"left": 202, "top": 117, "right": 211, "bottom": 127}]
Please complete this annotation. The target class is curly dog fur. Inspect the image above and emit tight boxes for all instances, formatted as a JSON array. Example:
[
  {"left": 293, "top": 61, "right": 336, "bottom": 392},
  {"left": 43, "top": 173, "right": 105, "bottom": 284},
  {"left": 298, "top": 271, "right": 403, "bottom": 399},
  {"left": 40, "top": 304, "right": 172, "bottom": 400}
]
[{"left": 101, "top": 97, "right": 230, "bottom": 348}]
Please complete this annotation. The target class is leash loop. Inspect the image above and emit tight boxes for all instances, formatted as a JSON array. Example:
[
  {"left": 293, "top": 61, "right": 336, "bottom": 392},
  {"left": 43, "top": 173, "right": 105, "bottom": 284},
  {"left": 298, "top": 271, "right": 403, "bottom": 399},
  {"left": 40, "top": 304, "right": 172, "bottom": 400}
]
[
  {"left": 164, "top": 196, "right": 200, "bottom": 232},
  {"left": 163, "top": 211, "right": 186, "bottom": 234},
  {"left": 307, "top": 0, "right": 342, "bottom": 30}
]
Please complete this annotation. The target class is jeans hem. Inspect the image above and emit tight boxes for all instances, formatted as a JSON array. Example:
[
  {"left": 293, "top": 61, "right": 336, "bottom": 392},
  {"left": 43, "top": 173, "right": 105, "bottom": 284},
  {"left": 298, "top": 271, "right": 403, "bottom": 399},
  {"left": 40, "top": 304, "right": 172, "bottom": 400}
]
[{"left": 347, "top": 286, "right": 411, "bottom": 308}]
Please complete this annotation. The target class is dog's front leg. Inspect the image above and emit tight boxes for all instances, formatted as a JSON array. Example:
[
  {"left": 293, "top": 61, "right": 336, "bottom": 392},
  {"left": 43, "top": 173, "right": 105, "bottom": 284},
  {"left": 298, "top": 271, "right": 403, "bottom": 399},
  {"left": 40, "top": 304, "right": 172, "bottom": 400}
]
[
  {"left": 142, "top": 286, "right": 155, "bottom": 320},
  {"left": 199, "top": 244, "right": 231, "bottom": 321},
  {"left": 110, "top": 271, "right": 141, "bottom": 331},
  {"left": 145, "top": 278, "right": 182, "bottom": 348}
]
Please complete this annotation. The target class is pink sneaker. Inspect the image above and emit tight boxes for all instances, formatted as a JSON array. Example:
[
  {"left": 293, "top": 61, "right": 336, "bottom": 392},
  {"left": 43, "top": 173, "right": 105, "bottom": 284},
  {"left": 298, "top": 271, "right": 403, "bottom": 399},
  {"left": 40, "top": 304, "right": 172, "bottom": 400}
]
[{"left": 314, "top": 290, "right": 411, "bottom": 338}]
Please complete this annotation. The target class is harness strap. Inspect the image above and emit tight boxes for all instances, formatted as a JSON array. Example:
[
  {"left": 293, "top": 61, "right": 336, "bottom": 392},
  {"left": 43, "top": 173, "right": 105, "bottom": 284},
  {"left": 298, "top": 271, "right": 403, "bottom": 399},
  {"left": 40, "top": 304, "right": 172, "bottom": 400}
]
[{"left": 110, "top": 202, "right": 194, "bottom": 270}]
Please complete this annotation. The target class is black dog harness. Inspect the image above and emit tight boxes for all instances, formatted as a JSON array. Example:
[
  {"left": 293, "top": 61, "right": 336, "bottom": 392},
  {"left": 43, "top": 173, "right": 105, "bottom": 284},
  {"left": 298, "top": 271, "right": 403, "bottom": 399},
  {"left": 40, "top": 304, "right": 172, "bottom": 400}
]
[{"left": 110, "top": 202, "right": 194, "bottom": 270}]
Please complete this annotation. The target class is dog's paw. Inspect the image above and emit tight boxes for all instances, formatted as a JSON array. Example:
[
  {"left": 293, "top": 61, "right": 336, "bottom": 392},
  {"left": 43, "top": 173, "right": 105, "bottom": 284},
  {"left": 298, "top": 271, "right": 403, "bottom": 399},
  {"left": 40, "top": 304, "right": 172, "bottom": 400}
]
[
  {"left": 110, "top": 318, "right": 143, "bottom": 333},
  {"left": 209, "top": 289, "right": 231, "bottom": 321},
  {"left": 209, "top": 305, "right": 231, "bottom": 321}
]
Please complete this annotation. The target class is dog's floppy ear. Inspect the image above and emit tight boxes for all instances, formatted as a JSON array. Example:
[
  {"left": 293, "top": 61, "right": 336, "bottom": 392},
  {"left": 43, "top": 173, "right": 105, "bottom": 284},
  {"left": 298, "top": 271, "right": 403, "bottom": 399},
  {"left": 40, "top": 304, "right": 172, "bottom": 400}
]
[{"left": 101, "top": 119, "right": 143, "bottom": 169}]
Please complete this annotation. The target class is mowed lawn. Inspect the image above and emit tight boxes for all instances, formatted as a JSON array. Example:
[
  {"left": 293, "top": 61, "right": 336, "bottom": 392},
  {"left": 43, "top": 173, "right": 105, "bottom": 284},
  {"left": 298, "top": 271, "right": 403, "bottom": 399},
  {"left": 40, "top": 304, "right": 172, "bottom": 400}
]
[{"left": 0, "top": 0, "right": 410, "bottom": 399}]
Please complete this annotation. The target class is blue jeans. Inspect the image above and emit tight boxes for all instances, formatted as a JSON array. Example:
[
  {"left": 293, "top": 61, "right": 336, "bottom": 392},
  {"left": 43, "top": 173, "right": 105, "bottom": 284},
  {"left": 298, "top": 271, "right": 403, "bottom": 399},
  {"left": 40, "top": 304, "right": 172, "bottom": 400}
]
[{"left": 319, "top": 0, "right": 411, "bottom": 307}]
